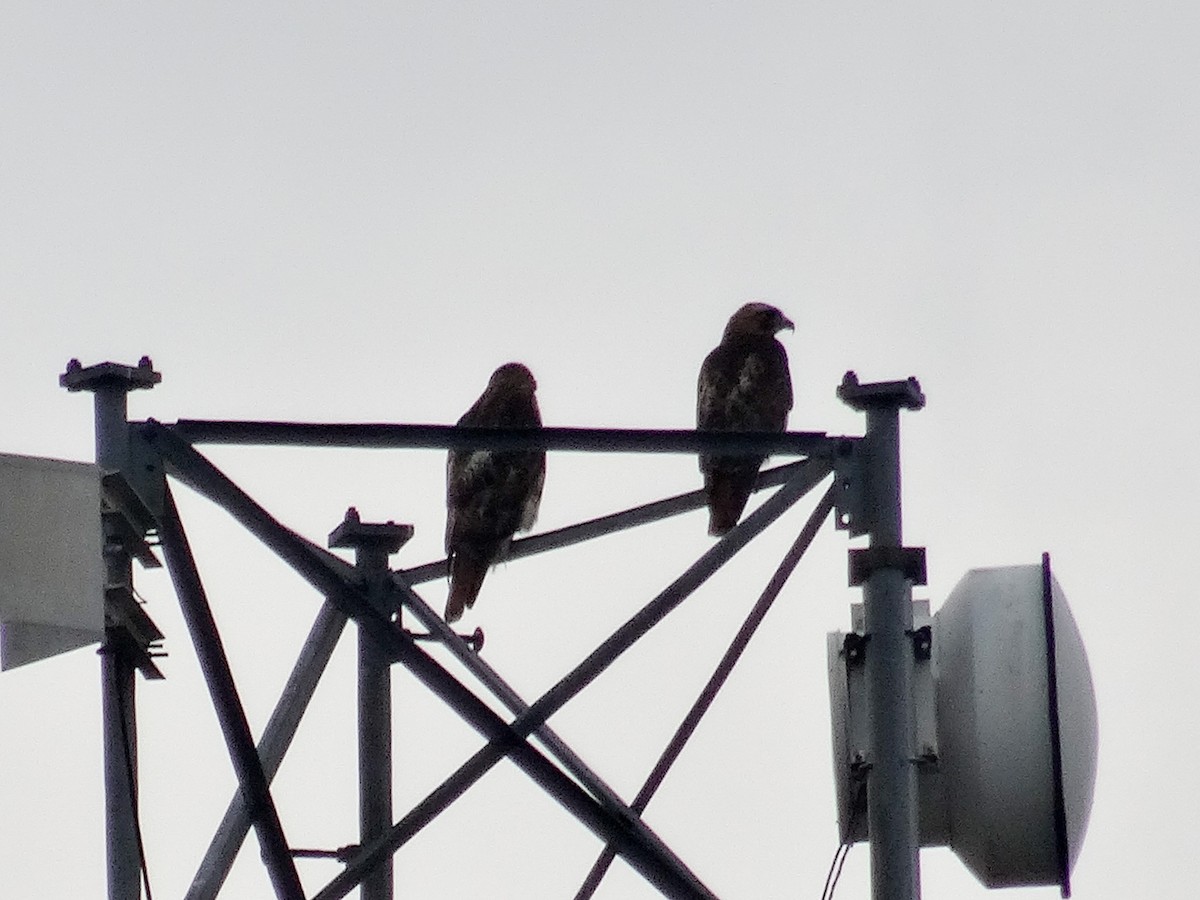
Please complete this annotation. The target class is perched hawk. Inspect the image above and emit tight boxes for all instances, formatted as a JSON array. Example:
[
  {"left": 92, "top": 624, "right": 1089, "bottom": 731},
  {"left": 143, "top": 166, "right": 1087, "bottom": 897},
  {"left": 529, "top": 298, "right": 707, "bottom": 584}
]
[
  {"left": 444, "top": 362, "right": 546, "bottom": 622},
  {"left": 697, "top": 303, "right": 794, "bottom": 536}
]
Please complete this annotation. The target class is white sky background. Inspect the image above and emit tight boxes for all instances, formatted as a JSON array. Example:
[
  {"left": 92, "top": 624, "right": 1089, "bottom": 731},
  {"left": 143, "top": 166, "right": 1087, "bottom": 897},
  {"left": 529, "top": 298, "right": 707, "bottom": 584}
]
[{"left": 2, "top": 2, "right": 1197, "bottom": 897}]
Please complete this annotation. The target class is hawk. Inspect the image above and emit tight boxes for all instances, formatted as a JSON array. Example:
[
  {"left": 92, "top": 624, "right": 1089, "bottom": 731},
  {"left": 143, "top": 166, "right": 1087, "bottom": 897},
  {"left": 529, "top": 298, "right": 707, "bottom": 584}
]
[
  {"left": 697, "top": 303, "right": 794, "bottom": 536},
  {"left": 444, "top": 362, "right": 546, "bottom": 622}
]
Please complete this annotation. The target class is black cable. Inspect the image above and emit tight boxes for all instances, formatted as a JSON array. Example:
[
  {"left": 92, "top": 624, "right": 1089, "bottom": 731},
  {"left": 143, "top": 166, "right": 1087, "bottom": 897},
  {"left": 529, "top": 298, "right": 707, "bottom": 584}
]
[
  {"left": 830, "top": 844, "right": 849, "bottom": 900},
  {"left": 110, "top": 650, "right": 155, "bottom": 900},
  {"left": 820, "top": 777, "right": 866, "bottom": 900},
  {"left": 820, "top": 843, "right": 846, "bottom": 900}
]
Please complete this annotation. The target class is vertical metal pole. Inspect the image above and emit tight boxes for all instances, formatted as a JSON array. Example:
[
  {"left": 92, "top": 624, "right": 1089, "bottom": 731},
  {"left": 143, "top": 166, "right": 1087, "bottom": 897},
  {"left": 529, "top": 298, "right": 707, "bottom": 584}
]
[
  {"left": 62, "top": 359, "right": 161, "bottom": 900},
  {"left": 359, "top": 552, "right": 393, "bottom": 900},
  {"left": 329, "top": 510, "right": 413, "bottom": 900},
  {"left": 100, "top": 386, "right": 140, "bottom": 900},
  {"left": 862, "top": 404, "right": 919, "bottom": 900},
  {"left": 102, "top": 636, "right": 140, "bottom": 900},
  {"left": 839, "top": 373, "right": 926, "bottom": 900}
]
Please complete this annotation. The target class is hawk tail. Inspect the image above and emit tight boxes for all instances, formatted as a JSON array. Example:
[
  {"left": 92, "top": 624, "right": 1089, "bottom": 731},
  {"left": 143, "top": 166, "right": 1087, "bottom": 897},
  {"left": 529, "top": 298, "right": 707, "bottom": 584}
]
[
  {"left": 445, "top": 551, "right": 489, "bottom": 623},
  {"left": 706, "top": 466, "right": 759, "bottom": 536}
]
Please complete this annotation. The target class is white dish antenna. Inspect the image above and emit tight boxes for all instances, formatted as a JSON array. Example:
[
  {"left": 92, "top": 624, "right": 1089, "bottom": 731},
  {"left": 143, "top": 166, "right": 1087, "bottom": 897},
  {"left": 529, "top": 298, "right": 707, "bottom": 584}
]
[{"left": 828, "top": 556, "right": 1098, "bottom": 895}]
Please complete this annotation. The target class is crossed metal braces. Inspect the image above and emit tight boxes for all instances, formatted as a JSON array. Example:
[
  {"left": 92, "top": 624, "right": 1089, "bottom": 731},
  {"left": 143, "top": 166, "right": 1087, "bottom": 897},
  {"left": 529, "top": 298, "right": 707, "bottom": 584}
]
[{"left": 132, "top": 420, "right": 849, "bottom": 900}]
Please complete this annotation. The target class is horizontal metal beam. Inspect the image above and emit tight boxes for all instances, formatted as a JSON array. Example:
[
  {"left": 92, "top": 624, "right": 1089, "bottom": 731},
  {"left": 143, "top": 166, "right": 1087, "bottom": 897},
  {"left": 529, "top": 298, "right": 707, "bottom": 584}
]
[
  {"left": 142, "top": 423, "right": 720, "bottom": 899},
  {"left": 163, "top": 418, "right": 847, "bottom": 457},
  {"left": 399, "top": 457, "right": 824, "bottom": 586}
]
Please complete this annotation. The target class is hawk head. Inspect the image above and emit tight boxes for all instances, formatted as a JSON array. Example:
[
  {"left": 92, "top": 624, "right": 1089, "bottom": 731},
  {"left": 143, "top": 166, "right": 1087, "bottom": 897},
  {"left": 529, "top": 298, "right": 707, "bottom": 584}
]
[
  {"left": 488, "top": 362, "right": 538, "bottom": 394},
  {"left": 723, "top": 302, "right": 794, "bottom": 340}
]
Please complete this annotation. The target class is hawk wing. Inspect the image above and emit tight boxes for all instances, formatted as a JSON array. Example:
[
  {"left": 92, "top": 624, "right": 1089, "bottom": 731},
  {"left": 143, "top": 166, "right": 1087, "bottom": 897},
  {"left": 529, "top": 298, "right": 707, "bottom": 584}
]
[{"left": 697, "top": 339, "right": 792, "bottom": 435}]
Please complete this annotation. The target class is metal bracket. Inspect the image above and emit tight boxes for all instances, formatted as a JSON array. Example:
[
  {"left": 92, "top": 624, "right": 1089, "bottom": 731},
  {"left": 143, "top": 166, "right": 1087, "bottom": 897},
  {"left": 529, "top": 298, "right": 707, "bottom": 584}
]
[
  {"left": 910, "top": 747, "right": 939, "bottom": 766},
  {"left": 833, "top": 437, "right": 868, "bottom": 536},
  {"left": 842, "top": 631, "right": 869, "bottom": 666},
  {"left": 126, "top": 424, "right": 167, "bottom": 520},
  {"left": 328, "top": 508, "right": 414, "bottom": 556},
  {"left": 834, "top": 371, "right": 924, "bottom": 540},
  {"left": 290, "top": 845, "right": 358, "bottom": 863},
  {"left": 848, "top": 546, "right": 928, "bottom": 586},
  {"left": 836, "top": 370, "right": 926, "bottom": 412},
  {"left": 410, "top": 627, "right": 485, "bottom": 654},
  {"left": 60, "top": 357, "right": 161, "bottom": 393},
  {"left": 101, "top": 471, "right": 162, "bottom": 569},
  {"left": 102, "top": 586, "right": 165, "bottom": 679},
  {"left": 908, "top": 624, "right": 932, "bottom": 661}
]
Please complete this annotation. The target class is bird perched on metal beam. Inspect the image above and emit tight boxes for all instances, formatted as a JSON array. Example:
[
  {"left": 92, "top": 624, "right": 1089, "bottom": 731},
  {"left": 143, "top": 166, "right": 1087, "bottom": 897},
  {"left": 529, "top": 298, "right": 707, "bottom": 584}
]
[
  {"left": 444, "top": 362, "right": 546, "bottom": 622},
  {"left": 697, "top": 302, "right": 794, "bottom": 535}
]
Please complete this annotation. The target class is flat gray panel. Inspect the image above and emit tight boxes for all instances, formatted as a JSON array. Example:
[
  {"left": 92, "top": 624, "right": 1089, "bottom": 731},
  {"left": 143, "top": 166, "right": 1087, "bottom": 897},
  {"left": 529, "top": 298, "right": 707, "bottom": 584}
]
[{"left": 0, "top": 453, "right": 103, "bottom": 669}]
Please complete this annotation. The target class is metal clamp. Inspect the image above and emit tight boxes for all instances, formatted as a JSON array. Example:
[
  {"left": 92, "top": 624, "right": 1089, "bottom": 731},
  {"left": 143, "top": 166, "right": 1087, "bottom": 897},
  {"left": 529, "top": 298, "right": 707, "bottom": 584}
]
[
  {"left": 908, "top": 624, "right": 932, "bottom": 661},
  {"left": 842, "top": 632, "right": 869, "bottom": 666},
  {"left": 848, "top": 546, "right": 927, "bottom": 586},
  {"left": 410, "top": 626, "right": 485, "bottom": 654}
]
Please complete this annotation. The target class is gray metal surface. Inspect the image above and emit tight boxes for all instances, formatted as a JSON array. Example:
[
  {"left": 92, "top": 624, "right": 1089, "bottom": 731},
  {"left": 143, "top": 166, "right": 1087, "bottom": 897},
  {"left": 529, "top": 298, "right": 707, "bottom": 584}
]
[
  {"left": 839, "top": 373, "right": 926, "bottom": 900},
  {"left": 358, "top": 609, "right": 393, "bottom": 900},
  {"left": 101, "top": 648, "right": 141, "bottom": 900},
  {"left": 332, "top": 513, "right": 411, "bottom": 900},
  {"left": 95, "top": 386, "right": 142, "bottom": 900},
  {"left": 62, "top": 359, "right": 160, "bottom": 900},
  {"left": 0, "top": 452, "right": 105, "bottom": 670}
]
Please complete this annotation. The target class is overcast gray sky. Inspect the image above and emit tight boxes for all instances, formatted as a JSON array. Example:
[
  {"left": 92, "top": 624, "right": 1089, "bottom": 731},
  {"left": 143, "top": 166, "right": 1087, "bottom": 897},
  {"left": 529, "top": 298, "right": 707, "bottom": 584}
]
[{"left": 2, "top": 2, "right": 1198, "bottom": 898}]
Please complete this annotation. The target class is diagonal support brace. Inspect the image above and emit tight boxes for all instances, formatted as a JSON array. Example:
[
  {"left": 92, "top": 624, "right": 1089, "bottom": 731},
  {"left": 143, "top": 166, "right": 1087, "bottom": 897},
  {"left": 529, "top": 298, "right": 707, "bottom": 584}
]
[
  {"left": 320, "top": 460, "right": 831, "bottom": 899},
  {"left": 158, "top": 487, "right": 305, "bottom": 900},
  {"left": 575, "top": 485, "right": 839, "bottom": 898}
]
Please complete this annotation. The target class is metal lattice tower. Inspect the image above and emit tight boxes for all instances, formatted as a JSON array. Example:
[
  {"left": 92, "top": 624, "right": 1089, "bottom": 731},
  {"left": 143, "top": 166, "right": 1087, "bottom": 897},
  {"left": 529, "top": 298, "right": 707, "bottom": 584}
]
[{"left": 59, "top": 359, "right": 926, "bottom": 900}]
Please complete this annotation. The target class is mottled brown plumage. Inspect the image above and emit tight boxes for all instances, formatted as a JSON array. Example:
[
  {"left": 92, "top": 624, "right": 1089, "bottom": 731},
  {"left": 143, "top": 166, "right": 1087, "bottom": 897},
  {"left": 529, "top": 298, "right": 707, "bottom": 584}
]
[
  {"left": 444, "top": 363, "right": 545, "bottom": 622},
  {"left": 697, "top": 303, "right": 794, "bottom": 535}
]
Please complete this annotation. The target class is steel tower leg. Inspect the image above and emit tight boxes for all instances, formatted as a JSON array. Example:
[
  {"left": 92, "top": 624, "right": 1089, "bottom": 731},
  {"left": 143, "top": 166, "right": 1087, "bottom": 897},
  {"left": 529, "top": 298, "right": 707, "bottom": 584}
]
[
  {"left": 62, "top": 359, "right": 161, "bottom": 900},
  {"left": 329, "top": 509, "right": 413, "bottom": 900},
  {"left": 839, "top": 373, "right": 926, "bottom": 900},
  {"left": 95, "top": 384, "right": 142, "bottom": 900},
  {"left": 101, "top": 643, "right": 140, "bottom": 900}
]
